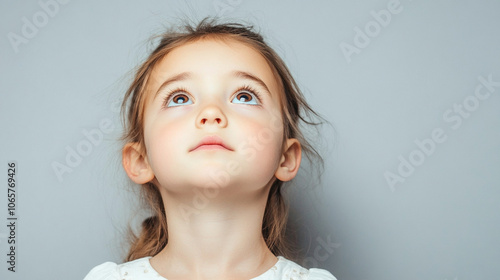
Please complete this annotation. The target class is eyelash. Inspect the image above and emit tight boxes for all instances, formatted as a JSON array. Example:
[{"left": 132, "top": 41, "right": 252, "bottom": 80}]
[
  {"left": 162, "top": 84, "right": 263, "bottom": 107},
  {"left": 162, "top": 86, "right": 189, "bottom": 107}
]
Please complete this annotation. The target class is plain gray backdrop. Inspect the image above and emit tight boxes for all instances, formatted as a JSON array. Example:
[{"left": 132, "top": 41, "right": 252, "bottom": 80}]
[{"left": 1, "top": 0, "right": 499, "bottom": 279}]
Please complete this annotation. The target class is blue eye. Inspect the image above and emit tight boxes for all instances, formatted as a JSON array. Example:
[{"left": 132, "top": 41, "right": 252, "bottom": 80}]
[
  {"left": 231, "top": 90, "right": 259, "bottom": 105},
  {"left": 167, "top": 93, "right": 193, "bottom": 107}
]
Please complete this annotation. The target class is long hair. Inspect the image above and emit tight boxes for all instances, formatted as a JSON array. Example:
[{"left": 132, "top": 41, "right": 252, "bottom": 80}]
[{"left": 120, "top": 17, "right": 326, "bottom": 263}]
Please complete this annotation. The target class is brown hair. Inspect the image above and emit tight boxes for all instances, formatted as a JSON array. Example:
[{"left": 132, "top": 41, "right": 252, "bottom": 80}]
[{"left": 120, "top": 17, "right": 327, "bottom": 264}]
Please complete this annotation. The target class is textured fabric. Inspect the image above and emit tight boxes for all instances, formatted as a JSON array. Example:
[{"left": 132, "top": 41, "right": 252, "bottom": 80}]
[{"left": 83, "top": 255, "right": 337, "bottom": 280}]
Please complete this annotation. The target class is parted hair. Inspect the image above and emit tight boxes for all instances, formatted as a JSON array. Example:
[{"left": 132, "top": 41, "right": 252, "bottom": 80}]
[{"left": 120, "top": 16, "right": 326, "bottom": 264}]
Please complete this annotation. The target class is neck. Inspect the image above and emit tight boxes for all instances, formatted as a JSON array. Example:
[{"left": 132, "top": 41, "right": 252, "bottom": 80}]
[{"left": 150, "top": 180, "right": 279, "bottom": 279}]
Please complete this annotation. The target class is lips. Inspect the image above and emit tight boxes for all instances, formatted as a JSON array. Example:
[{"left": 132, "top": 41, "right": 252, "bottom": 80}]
[{"left": 190, "top": 135, "right": 233, "bottom": 152}]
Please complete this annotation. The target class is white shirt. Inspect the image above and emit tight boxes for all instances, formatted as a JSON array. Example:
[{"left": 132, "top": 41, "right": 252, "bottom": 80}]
[{"left": 83, "top": 255, "right": 338, "bottom": 280}]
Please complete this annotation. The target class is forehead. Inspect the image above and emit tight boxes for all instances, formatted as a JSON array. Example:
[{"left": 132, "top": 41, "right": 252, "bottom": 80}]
[{"left": 148, "top": 37, "right": 282, "bottom": 101}]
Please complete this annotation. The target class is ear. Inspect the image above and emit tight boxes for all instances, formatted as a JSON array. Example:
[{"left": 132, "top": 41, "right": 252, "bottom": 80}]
[
  {"left": 122, "top": 142, "right": 155, "bottom": 184},
  {"left": 275, "top": 138, "right": 302, "bottom": 182}
]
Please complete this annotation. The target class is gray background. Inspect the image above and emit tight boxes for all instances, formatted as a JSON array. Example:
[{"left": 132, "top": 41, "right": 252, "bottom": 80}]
[{"left": 1, "top": 0, "right": 499, "bottom": 279}]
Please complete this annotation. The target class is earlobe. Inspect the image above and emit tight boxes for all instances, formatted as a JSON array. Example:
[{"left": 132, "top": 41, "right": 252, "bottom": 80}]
[
  {"left": 122, "top": 142, "right": 155, "bottom": 184},
  {"left": 275, "top": 138, "right": 302, "bottom": 182}
]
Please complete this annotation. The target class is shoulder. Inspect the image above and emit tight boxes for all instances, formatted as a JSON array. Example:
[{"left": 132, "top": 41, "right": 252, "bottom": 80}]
[
  {"left": 83, "top": 257, "right": 152, "bottom": 280},
  {"left": 83, "top": 261, "right": 119, "bottom": 280},
  {"left": 276, "top": 256, "right": 338, "bottom": 280},
  {"left": 307, "top": 268, "right": 338, "bottom": 280}
]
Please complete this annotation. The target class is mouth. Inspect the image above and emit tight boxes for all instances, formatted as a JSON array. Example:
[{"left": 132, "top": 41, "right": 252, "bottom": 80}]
[{"left": 189, "top": 135, "right": 233, "bottom": 152}]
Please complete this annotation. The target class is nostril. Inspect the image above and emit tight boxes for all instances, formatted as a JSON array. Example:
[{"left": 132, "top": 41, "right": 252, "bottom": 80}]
[{"left": 199, "top": 116, "right": 224, "bottom": 126}]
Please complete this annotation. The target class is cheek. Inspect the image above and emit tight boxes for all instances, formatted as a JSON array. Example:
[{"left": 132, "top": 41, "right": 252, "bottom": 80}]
[
  {"left": 235, "top": 117, "right": 284, "bottom": 180},
  {"left": 144, "top": 118, "right": 188, "bottom": 170}
]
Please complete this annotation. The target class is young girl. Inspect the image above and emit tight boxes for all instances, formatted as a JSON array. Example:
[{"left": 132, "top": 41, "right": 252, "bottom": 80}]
[{"left": 84, "top": 17, "right": 337, "bottom": 280}]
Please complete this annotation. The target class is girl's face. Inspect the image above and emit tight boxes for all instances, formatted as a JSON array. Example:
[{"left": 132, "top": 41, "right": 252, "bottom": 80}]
[{"left": 142, "top": 38, "right": 287, "bottom": 193}]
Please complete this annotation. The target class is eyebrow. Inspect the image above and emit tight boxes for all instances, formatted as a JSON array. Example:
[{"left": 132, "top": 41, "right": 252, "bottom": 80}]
[
  {"left": 231, "top": 70, "right": 271, "bottom": 96},
  {"left": 154, "top": 72, "right": 192, "bottom": 99},
  {"left": 154, "top": 70, "right": 271, "bottom": 99}
]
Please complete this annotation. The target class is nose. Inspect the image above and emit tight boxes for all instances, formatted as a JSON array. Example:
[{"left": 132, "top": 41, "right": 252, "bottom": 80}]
[{"left": 195, "top": 104, "right": 228, "bottom": 129}]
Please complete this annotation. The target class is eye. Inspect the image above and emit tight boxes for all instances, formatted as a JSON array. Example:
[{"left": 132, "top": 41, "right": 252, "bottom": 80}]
[
  {"left": 231, "top": 86, "right": 261, "bottom": 105},
  {"left": 165, "top": 93, "right": 193, "bottom": 107}
]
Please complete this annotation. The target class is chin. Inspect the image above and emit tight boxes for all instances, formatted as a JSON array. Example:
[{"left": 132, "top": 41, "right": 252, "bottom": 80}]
[{"left": 191, "top": 167, "right": 234, "bottom": 189}]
